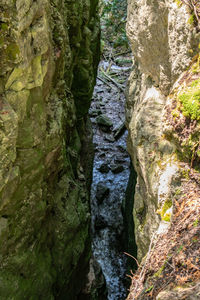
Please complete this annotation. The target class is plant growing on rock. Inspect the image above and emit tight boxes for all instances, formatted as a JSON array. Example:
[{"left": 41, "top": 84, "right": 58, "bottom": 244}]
[
  {"left": 165, "top": 55, "right": 200, "bottom": 167},
  {"left": 179, "top": 0, "right": 200, "bottom": 29}
]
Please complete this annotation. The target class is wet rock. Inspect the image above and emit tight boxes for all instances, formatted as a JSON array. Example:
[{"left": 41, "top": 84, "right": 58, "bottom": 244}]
[
  {"left": 117, "top": 145, "right": 127, "bottom": 153},
  {"left": 113, "top": 122, "right": 126, "bottom": 140},
  {"left": 80, "top": 258, "right": 108, "bottom": 299},
  {"left": 93, "top": 142, "right": 98, "bottom": 150},
  {"left": 95, "top": 102, "right": 101, "bottom": 109},
  {"left": 95, "top": 215, "right": 108, "bottom": 230},
  {"left": 96, "top": 182, "right": 110, "bottom": 204},
  {"left": 104, "top": 134, "right": 115, "bottom": 142},
  {"left": 110, "top": 163, "right": 124, "bottom": 174},
  {"left": 98, "top": 163, "right": 110, "bottom": 174},
  {"left": 96, "top": 114, "right": 113, "bottom": 128},
  {"left": 98, "top": 153, "right": 106, "bottom": 159},
  {"left": 95, "top": 86, "right": 104, "bottom": 93},
  {"left": 99, "top": 146, "right": 112, "bottom": 152},
  {"left": 89, "top": 109, "right": 102, "bottom": 117},
  {"left": 99, "top": 125, "right": 112, "bottom": 133},
  {"left": 114, "top": 157, "right": 127, "bottom": 164}
]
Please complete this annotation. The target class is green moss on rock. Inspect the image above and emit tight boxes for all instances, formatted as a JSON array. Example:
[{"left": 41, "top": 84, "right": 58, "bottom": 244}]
[
  {"left": 178, "top": 78, "right": 200, "bottom": 120},
  {"left": 166, "top": 56, "right": 200, "bottom": 165},
  {"left": 157, "top": 199, "right": 172, "bottom": 222},
  {"left": 0, "top": 0, "right": 100, "bottom": 299}
]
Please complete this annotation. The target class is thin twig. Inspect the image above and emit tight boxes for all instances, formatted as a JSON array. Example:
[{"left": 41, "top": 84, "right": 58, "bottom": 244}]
[
  {"left": 105, "top": 61, "right": 113, "bottom": 74},
  {"left": 124, "top": 252, "right": 139, "bottom": 267},
  {"left": 131, "top": 232, "right": 157, "bottom": 299},
  {"left": 97, "top": 75, "right": 113, "bottom": 89},
  {"left": 181, "top": 0, "right": 200, "bottom": 29},
  {"left": 191, "top": 0, "right": 200, "bottom": 29},
  {"left": 181, "top": 0, "right": 193, "bottom": 10}
]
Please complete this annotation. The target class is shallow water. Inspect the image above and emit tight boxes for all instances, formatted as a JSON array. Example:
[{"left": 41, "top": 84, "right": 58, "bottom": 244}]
[{"left": 90, "top": 59, "right": 131, "bottom": 299}]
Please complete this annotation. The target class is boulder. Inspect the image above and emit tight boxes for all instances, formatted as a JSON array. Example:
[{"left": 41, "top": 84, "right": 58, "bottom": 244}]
[
  {"left": 96, "top": 114, "right": 113, "bottom": 128},
  {"left": 113, "top": 121, "right": 126, "bottom": 140},
  {"left": 96, "top": 182, "right": 110, "bottom": 204},
  {"left": 94, "top": 215, "right": 108, "bottom": 230},
  {"left": 98, "top": 163, "right": 110, "bottom": 174},
  {"left": 110, "top": 163, "right": 124, "bottom": 174}
]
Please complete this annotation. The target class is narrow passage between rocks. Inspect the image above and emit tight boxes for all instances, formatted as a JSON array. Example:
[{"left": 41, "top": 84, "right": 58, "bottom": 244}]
[{"left": 89, "top": 51, "right": 133, "bottom": 299}]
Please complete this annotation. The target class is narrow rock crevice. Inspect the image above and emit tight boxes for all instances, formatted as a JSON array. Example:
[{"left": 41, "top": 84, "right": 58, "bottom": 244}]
[{"left": 89, "top": 53, "right": 137, "bottom": 299}]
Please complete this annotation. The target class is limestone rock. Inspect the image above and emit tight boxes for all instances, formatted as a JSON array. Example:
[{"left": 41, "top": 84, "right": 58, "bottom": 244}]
[
  {"left": 156, "top": 283, "right": 200, "bottom": 300},
  {"left": 126, "top": 0, "right": 200, "bottom": 94},
  {"left": 0, "top": 0, "right": 100, "bottom": 298},
  {"left": 126, "top": 0, "right": 200, "bottom": 298},
  {"left": 126, "top": 0, "right": 200, "bottom": 262},
  {"left": 80, "top": 258, "right": 108, "bottom": 299}
]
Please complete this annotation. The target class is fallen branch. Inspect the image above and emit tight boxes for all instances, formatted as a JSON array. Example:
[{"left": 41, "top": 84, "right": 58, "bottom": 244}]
[
  {"left": 97, "top": 75, "right": 113, "bottom": 89},
  {"left": 114, "top": 50, "right": 132, "bottom": 57},
  {"left": 124, "top": 252, "right": 139, "bottom": 267},
  {"left": 99, "top": 67, "right": 125, "bottom": 93},
  {"left": 105, "top": 61, "right": 113, "bottom": 74},
  {"left": 130, "top": 232, "right": 157, "bottom": 299}
]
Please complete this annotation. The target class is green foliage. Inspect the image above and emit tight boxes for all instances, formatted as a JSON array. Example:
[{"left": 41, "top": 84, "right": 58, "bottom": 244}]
[
  {"left": 188, "top": 13, "right": 195, "bottom": 25},
  {"left": 175, "top": 188, "right": 181, "bottom": 196},
  {"left": 174, "top": 0, "right": 182, "bottom": 7},
  {"left": 178, "top": 78, "right": 200, "bottom": 120},
  {"left": 181, "top": 168, "right": 190, "bottom": 179},
  {"left": 145, "top": 285, "right": 154, "bottom": 293},
  {"left": 162, "top": 213, "right": 171, "bottom": 222},
  {"left": 154, "top": 263, "right": 166, "bottom": 277},
  {"left": 171, "top": 108, "right": 180, "bottom": 120},
  {"left": 161, "top": 199, "right": 172, "bottom": 221},
  {"left": 193, "top": 218, "right": 199, "bottom": 227},
  {"left": 177, "top": 245, "right": 183, "bottom": 253},
  {"left": 100, "top": 0, "right": 128, "bottom": 49}
]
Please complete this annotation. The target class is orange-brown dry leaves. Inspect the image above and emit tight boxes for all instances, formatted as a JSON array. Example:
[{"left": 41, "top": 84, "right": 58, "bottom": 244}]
[{"left": 127, "top": 166, "right": 200, "bottom": 300}]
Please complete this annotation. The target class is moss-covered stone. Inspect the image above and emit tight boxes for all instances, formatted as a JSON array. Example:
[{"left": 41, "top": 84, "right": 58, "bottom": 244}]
[
  {"left": 178, "top": 78, "right": 200, "bottom": 120},
  {"left": 157, "top": 199, "right": 173, "bottom": 222},
  {"left": 0, "top": 0, "right": 100, "bottom": 299},
  {"left": 164, "top": 56, "right": 200, "bottom": 165}
]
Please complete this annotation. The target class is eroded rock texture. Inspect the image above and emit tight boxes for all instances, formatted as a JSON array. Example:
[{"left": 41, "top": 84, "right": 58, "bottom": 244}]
[
  {"left": 0, "top": 0, "right": 99, "bottom": 299},
  {"left": 126, "top": 0, "right": 200, "bottom": 298}
]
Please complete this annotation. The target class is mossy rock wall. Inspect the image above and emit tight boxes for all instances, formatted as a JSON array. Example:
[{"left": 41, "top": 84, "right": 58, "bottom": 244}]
[{"left": 0, "top": 0, "right": 100, "bottom": 299}]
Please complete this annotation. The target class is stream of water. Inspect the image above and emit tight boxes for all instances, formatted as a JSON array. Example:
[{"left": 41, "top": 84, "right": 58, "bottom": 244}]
[{"left": 90, "top": 59, "right": 132, "bottom": 299}]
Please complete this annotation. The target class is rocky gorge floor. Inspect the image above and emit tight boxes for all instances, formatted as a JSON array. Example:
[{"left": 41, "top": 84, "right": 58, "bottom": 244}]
[{"left": 89, "top": 52, "right": 133, "bottom": 299}]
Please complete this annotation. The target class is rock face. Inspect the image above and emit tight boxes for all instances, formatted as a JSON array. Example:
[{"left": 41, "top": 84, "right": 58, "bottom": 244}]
[
  {"left": 0, "top": 0, "right": 99, "bottom": 299},
  {"left": 126, "top": 0, "right": 200, "bottom": 298}
]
